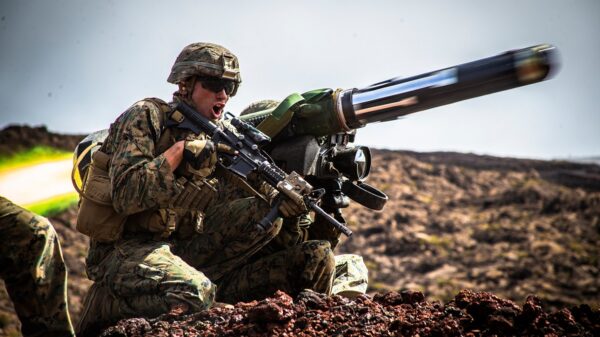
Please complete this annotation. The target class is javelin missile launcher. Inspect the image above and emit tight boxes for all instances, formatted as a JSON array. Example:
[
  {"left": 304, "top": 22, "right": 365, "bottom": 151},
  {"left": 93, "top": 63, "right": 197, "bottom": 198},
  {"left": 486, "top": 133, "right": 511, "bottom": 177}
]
[{"left": 239, "top": 44, "right": 558, "bottom": 225}]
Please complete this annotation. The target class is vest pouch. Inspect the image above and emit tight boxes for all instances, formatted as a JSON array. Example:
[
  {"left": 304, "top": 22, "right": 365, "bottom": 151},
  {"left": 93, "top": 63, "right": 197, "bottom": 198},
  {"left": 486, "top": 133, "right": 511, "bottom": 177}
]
[{"left": 76, "top": 151, "right": 127, "bottom": 242}]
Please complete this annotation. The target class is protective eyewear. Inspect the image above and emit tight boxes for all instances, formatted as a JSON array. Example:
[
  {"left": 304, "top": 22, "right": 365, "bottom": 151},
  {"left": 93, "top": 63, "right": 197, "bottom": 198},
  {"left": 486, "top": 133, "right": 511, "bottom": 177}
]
[{"left": 197, "top": 77, "right": 235, "bottom": 95}]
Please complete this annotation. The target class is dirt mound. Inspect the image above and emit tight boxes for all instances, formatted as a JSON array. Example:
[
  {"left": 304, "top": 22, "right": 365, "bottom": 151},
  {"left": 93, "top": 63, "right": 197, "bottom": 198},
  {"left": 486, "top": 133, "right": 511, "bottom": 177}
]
[
  {"left": 0, "top": 124, "right": 84, "bottom": 155},
  {"left": 100, "top": 289, "right": 599, "bottom": 336}
]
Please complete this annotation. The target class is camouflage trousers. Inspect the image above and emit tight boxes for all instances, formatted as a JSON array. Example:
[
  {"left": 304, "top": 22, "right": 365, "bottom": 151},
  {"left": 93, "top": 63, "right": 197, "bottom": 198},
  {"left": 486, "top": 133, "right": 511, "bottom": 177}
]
[
  {"left": 0, "top": 196, "right": 75, "bottom": 337},
  {"left": 78, "top": 197, "right": 336, "bottom": 335}
]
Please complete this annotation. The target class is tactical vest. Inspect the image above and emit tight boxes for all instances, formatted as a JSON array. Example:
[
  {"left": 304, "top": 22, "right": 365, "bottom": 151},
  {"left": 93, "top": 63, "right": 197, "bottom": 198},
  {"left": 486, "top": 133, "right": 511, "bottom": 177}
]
[{"left": 74, "top": 97, "right": 218, "bottom": 242}]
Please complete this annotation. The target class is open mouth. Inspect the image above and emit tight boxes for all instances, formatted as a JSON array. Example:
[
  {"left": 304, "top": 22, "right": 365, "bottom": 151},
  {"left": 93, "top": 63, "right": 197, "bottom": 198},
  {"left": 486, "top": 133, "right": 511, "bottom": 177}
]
[{"left": 212, "top": 104, "right": 225, "bottom": 117}]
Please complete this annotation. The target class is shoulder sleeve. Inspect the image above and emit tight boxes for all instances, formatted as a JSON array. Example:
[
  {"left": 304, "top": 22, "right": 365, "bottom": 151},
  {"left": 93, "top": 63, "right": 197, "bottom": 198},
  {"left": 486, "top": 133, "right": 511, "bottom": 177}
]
[{"left": 108, "top": 100, "right": 182, "bottom": 214}]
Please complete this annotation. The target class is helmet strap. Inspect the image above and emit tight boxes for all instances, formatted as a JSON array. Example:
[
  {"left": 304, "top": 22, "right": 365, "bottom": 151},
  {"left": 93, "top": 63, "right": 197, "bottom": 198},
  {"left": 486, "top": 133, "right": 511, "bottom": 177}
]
[
  {"left": 176, "top": 77, "right": 198, "bottom": 108},
  {"left": 187, "top": 77, "right": 197, "bottom": 101}
]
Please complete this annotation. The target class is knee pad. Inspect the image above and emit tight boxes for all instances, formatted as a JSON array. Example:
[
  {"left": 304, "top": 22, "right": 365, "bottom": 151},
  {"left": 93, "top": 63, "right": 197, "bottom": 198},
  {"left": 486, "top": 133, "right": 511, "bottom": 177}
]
[
  {"left": 332, "top": 254, "right": 369, "bottom": 297},
  {"left": 164, "top": 275, "right": 216, "bottom": 313}
]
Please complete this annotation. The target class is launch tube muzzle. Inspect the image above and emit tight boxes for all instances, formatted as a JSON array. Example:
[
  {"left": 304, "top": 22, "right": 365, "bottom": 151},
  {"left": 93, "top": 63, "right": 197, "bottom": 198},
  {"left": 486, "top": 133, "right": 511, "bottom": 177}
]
[{"left": 334, "top": 44, "right": 558, "bottom": 130}]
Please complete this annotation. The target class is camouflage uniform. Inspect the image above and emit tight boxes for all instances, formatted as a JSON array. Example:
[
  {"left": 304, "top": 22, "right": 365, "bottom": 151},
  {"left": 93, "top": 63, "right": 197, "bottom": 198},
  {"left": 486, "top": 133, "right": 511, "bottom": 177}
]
[
  {"left": 0, "top": 196, "right": 75, "bottom": 337},
  {"left": 77, "top": 97, "right": 335, "bottom": 334}
]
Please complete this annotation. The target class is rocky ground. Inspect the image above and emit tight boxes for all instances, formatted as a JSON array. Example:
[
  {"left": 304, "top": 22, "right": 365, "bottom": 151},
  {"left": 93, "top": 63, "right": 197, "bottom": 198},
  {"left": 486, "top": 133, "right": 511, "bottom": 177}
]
[
  {"left": 102, "top": 289, "right": 599, "bottom": 336},
  {"left": 0, "top": 125, "right": 599, "bottom": 336}
]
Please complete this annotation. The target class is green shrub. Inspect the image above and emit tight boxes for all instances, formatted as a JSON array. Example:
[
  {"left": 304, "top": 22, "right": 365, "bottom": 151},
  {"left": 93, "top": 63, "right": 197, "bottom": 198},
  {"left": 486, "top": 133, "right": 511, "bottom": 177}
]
[
  {"left": 0, "top": 146, "right": 71, "bottom": 173},
  {"left": 24, "top": 192, "right": 79, "bottom": 217}
]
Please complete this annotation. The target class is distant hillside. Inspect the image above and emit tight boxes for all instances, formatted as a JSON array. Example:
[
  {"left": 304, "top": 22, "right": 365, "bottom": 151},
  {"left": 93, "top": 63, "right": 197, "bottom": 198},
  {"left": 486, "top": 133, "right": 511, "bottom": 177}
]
[
  {"left": 341, "top": 149, "right": 599, "bottom": 308},
  {"left": 0, "top": 125, "right": 85, "bottom": 156},
  {"left": 393, "top": 150, "right": 600, "bottom": 192}
]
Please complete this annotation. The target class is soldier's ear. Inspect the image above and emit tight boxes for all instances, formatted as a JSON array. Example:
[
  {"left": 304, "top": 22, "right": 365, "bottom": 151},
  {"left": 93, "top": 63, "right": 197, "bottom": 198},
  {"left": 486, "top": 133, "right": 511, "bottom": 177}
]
[{"left": 178, "top": 82, "right": 188, "bottom": 96}]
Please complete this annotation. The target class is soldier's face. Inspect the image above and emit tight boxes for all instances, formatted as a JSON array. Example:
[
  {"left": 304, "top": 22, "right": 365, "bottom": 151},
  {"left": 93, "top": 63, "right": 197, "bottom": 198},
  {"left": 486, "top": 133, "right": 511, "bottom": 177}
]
[{"left": 191, "top": 79, "right": 229, "bottom": 120}]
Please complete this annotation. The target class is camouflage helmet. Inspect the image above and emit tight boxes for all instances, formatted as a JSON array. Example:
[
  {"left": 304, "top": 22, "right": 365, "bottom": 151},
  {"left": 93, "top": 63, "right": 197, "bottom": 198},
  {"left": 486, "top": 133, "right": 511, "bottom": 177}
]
[{"left": 168, "top": 42, "right": 241, "bottom": 96}]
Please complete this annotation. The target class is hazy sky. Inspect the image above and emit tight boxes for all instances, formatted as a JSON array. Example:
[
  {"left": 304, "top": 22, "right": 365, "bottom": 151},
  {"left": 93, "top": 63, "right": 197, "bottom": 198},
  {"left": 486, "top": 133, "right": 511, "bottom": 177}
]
[{"left": 1, "top": 0, "right": 598, "bottom": 159}]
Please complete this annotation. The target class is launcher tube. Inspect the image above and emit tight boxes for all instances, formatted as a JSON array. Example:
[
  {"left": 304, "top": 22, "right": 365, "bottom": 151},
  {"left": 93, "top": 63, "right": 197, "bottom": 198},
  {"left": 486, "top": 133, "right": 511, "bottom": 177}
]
[{"left": 337, "top": 44, "right": 557, "bottom": 129}]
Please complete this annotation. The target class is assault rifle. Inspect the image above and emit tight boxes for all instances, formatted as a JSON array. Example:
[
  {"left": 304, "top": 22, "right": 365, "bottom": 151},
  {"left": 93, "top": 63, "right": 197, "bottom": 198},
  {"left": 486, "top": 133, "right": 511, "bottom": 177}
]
[
  {"left": 238, "top": 44, "right": 557, "bottom": 231},
  {"left": 168, "top": 100, "right": 354, "bottom": 236}
]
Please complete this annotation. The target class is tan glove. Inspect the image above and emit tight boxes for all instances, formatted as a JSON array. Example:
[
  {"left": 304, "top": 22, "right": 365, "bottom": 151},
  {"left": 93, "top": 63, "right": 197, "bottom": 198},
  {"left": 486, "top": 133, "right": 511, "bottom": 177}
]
[
  {"left": 183, "top": 139, "right": 236, "bottom": 177},
  {"left": 275, "top": 172, "right": 312, "bottom": 218}
]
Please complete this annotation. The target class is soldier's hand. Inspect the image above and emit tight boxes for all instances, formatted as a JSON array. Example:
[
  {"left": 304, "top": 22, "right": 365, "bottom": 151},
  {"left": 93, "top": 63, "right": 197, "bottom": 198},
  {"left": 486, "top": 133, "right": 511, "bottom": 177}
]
[
  {"left": 183, "top": 139, "right": 217, "bottom": 171},
  {"left": 278, "top": 196, "right": 308, "bottom": 218},
  {"left": 275, "top": 171, "right": 312, "bottom": 218},
  {"left": 183, "top": 139, "right": 237, "bottom": 177}
]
